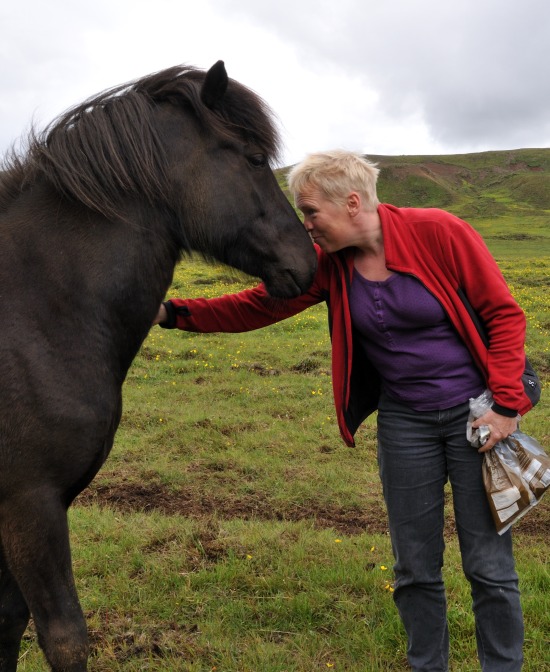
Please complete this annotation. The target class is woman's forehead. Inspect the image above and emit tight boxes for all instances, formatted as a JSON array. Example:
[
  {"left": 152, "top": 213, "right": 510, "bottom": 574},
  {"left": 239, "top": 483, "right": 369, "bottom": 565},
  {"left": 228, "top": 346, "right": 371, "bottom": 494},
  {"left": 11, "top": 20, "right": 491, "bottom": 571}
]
[{"left": 296, "top": 185, "right": 322, "bottom": 207}]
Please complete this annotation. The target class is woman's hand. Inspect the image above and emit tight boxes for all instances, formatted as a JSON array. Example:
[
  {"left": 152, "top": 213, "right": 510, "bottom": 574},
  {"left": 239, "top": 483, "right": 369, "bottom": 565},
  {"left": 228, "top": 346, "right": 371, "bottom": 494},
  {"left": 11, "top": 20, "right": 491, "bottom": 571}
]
[
  {"left": 471, "top": 409, "right": 518, "bottom": 452},
  {"left": 153, "top": 303, "right": 168, "bottom": 326}
]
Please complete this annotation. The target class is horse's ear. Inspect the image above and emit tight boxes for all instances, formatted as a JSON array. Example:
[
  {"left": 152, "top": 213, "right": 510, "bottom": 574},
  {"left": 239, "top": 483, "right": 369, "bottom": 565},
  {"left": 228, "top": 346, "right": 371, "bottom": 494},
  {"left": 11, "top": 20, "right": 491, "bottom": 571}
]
[{"left": 201, "top": 60, "right": 228, "bottom": 109}]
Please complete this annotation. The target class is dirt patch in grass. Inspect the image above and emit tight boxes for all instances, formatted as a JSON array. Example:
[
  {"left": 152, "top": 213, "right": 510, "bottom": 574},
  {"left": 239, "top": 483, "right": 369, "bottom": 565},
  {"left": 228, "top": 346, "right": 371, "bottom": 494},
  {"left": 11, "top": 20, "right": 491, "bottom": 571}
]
[
  {"left": 489, "top": 233, "right": 545, "bottom": 241},
  {"left": 76, "top": 481, "right": 389, "bottom": 536},
  {"left": 76, "top": 481, "right": 549, "bottom": 539}
]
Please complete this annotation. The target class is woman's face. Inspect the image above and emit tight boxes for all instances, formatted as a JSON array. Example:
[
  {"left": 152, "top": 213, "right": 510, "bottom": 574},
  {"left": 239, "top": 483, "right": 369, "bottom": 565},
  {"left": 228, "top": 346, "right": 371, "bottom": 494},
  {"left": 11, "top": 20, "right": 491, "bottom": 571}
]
[{"left": 296, "top": 186, "right": 353, "bottom": 253}]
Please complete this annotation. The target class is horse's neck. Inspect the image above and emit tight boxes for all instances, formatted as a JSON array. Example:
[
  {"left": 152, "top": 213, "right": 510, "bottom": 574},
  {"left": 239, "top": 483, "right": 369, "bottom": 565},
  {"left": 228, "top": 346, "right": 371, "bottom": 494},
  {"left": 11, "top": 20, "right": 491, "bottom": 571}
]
[{"left": 5, "top": 190, "right": 179, "bottom": 373}]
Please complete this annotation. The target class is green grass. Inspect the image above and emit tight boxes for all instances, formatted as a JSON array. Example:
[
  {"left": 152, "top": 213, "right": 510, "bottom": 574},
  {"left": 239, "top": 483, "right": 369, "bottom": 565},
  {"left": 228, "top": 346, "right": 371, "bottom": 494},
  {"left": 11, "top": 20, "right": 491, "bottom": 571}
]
[
  {"left": 17, "top": 154, "right": 550, "bottom": 670},
  {"left": 18, "top": 510, "right": 550, "bottom": 671}
]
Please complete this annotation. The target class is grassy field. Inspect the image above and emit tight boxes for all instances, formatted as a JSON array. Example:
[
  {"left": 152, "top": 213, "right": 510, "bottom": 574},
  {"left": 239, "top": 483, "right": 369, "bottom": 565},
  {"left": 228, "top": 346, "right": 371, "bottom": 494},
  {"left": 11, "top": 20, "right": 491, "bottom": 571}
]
[{"left": 18, "top": 153, "right": 550, "bottom": 671}]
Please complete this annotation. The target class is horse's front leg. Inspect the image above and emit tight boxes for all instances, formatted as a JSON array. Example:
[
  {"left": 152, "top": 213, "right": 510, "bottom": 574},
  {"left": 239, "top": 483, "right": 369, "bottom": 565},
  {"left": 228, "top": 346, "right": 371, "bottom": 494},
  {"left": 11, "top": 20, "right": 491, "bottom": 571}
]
[
  {"left": 0, "top": 491, "right": 88, "bottom": 672},
  {"left": 0, "top": 544, "right": 30, "bottom": 672}
]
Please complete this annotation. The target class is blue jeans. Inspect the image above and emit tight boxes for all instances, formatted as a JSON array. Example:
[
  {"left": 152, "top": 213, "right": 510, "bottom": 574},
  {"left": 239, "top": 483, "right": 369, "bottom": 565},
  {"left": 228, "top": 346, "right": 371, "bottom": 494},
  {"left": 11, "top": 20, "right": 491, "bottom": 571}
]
[{"left": 377, "top": 393, "right": 524, "bottom": 672}]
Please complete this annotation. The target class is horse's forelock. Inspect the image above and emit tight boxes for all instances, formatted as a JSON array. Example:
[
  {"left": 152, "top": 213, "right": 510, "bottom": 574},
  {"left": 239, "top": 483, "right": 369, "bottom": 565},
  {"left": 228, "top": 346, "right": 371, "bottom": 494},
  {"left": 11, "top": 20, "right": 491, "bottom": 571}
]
[
  {"left": 220, "top": 78, "right": 282, "bottom": 164},
  {"left": 136, "top": 66, "right": 281, "bottom": 163}
]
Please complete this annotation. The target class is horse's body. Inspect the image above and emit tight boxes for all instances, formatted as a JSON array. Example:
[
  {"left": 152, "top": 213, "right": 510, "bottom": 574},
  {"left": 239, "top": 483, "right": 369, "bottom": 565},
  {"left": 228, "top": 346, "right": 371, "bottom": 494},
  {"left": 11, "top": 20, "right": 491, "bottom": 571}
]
[{"left": 0, "top": 61, "right": 316, "bottom": 671}]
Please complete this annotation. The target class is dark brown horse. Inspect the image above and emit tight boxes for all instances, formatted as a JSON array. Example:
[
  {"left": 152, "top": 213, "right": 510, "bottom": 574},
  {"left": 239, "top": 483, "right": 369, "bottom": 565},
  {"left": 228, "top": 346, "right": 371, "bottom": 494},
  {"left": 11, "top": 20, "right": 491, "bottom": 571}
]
[{"left": 0, "top": 61, "right": 316, "bottom": 671}]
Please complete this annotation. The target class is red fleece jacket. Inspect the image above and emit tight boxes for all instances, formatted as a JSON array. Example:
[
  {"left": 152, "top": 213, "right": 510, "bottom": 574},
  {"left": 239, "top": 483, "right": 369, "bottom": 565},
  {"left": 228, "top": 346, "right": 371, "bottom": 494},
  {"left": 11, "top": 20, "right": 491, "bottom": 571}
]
[{"left": 166, "top": 204, "right": 530, "bottom": 446}]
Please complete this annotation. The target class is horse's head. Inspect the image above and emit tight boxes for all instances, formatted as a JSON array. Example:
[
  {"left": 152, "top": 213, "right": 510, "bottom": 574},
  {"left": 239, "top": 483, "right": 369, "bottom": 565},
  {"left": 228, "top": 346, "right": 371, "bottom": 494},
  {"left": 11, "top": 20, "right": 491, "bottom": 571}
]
[
  {"left": 152, "top": 61, "right": 317, "bottom": 298},
  {"left": 10, "top": 62, "right": 316, "bottom": 299}
]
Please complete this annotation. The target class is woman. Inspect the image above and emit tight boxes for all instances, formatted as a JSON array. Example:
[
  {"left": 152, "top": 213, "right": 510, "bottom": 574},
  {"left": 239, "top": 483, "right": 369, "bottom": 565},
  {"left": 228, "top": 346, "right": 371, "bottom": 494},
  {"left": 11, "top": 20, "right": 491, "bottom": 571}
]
[{"left": 155, "top": 150, "right": 531, "bottom": 671}]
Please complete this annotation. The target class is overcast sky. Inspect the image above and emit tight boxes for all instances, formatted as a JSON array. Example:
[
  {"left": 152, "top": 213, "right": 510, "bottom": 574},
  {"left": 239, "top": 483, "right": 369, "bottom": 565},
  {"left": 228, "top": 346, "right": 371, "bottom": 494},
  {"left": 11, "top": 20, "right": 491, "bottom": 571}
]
[{"left": 1, "top": 0, "right": 549, "bottom": 166}]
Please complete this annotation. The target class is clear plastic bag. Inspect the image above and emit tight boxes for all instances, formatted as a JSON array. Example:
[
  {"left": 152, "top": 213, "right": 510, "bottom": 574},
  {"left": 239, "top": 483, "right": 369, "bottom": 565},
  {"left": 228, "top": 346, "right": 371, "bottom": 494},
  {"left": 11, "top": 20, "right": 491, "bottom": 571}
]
[{"left": 467, "top": 390, "right": 550, "bottom": 534}]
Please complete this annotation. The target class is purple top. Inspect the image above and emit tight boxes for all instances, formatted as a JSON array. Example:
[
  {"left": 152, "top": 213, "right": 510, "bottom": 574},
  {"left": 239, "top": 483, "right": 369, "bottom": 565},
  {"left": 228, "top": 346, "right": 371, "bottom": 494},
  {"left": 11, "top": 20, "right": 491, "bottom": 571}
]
[{"left": 349, "top": 269, "right": 485, "bottom": 411}]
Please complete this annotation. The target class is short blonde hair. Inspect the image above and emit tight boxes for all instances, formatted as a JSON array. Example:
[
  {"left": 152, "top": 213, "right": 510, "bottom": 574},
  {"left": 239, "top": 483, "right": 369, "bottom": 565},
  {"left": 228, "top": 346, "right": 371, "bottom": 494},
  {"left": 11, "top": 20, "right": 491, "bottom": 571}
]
[{"left": 288, "top": 150, "right": 380, "bottom": 211}]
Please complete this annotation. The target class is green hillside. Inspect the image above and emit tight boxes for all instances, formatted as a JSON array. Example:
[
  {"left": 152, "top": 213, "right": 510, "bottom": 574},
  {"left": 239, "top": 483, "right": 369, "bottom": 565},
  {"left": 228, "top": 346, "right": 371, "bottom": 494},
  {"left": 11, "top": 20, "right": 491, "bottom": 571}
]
[{"left": 371, "top": 148, "right": 550, "bottom": 216}]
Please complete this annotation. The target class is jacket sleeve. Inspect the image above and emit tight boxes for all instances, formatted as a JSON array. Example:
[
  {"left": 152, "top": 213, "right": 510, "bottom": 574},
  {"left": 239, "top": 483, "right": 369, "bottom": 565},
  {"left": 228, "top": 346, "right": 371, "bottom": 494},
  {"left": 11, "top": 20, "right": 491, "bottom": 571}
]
[
  {"left": 162, "top": 247, "right": 327, "bottom": 333},
  {"left": 443, "top": 217, "right": 527, "bottom": 415}
]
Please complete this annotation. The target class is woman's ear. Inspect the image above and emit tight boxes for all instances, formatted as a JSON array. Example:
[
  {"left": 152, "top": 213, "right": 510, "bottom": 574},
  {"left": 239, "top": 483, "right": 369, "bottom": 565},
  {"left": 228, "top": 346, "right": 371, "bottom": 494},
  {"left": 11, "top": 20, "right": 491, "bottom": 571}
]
[{"left": 346, "top": 192, "right": 361, "bottom": 217}]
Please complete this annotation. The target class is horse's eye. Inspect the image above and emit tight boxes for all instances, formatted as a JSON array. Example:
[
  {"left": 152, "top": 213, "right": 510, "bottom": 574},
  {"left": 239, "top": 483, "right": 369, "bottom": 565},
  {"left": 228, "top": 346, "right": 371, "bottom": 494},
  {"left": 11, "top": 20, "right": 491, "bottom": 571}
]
[{"left": 248, "top": 153, "right": 267, "bottom": 168}]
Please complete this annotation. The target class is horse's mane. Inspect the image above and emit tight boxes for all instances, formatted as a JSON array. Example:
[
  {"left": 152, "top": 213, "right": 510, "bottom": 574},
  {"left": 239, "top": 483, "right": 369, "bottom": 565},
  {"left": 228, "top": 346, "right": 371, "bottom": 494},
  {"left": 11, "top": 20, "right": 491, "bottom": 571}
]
[{"left": 0, "top": 65, "right": 281, "bottom": 219}]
